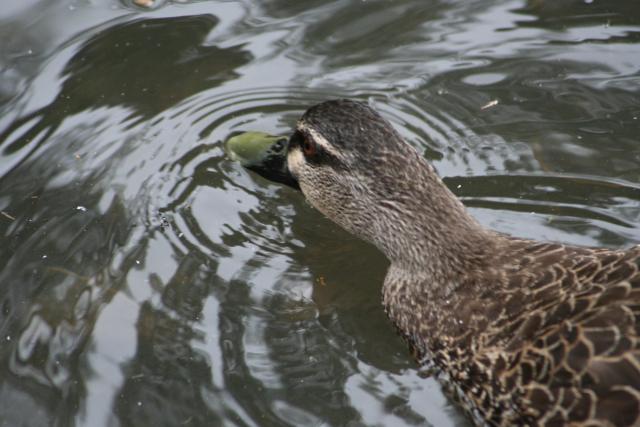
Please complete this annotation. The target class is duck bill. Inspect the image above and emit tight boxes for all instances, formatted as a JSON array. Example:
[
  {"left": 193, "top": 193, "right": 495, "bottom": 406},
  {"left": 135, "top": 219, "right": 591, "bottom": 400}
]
[{"left": 226, "top": 132, "right": 299, "bottom": 190}]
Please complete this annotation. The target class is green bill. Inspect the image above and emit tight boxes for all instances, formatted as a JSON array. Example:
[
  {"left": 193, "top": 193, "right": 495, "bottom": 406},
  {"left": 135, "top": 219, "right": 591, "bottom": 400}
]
[{"left": 226, "top": 131, "right": 299, "bottom": 189}]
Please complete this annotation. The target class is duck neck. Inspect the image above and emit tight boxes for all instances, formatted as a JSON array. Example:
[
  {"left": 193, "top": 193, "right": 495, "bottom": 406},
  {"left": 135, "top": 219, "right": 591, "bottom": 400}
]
[{"left": 362, "top": 151, "right": 498, "bottom": 288}]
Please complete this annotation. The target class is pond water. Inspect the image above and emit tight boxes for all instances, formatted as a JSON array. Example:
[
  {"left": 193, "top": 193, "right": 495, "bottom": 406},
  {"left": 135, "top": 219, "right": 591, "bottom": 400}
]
[{"left": 0, "top": 0, "right": 639, "bottom": 426}]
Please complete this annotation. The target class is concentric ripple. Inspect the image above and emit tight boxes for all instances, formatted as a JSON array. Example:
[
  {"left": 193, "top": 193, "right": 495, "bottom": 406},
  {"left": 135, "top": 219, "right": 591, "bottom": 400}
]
[{"left": 0, "top": 1, "right": 638, "bottom": 426}]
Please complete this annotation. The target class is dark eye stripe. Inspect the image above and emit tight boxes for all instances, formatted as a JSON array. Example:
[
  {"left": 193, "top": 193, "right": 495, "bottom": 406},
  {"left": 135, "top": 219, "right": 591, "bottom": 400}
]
[
  {"left": 302, "top": 136, "right": 317, "bottom": 156},
  {"left": 289, "top": 130, "right": 304, "bottom": 150},
  {"left": 290, "top": 129, "right": 342, "bottom": 168}
]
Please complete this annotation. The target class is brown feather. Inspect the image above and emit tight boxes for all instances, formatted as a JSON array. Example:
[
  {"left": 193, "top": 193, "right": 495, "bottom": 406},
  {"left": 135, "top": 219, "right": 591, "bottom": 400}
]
[{"left": 281, "top": 99, "right": 640, "bottom": 426}]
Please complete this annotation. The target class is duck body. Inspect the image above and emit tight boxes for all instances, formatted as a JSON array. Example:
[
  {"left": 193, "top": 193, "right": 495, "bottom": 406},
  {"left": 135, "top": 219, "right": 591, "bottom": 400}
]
[
  {"left": 227, "top": 99, "right": 640, "bottom": 426},
  {"left": 387, "top": 237, "right": 640, "bottom": 426}
]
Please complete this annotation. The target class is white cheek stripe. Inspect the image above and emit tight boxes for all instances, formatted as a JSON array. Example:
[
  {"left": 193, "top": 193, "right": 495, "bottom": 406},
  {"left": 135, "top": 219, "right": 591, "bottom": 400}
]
[{"left": 287, "top": 147, "right": 305, "bottom": 177}]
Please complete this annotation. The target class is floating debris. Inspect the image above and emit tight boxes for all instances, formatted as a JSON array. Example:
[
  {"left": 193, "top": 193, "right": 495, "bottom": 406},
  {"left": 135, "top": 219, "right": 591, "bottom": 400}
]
[
  {"left": 1, "top": 211, "right": 15, "bottom": 221},
  {"left": 133, "top": 0, "right": 155, "bottom": 8},
  {"left": 76, "top": 206, "right": 87, "bottom": 212},
  {"left": 481, "top": 99, "right": 499, "bottom": 110}
]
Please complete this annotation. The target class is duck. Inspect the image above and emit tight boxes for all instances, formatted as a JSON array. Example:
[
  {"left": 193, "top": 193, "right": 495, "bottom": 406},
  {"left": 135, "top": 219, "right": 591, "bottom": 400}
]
[{"left": 227, "top": 99, "right": 640, "bottom": 426}]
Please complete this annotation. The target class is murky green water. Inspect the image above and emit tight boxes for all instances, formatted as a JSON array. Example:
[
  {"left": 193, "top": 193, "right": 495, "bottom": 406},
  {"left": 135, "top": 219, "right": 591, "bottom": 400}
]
[{"left": 0, "top": 0, "right": 639, "bottom": 426}]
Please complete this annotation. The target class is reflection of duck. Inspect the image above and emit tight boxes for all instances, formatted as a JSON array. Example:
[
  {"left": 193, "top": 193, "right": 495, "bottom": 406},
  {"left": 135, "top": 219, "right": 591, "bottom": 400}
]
[{"left": 231, "top": 99, "right": 640, "bottom": 426}]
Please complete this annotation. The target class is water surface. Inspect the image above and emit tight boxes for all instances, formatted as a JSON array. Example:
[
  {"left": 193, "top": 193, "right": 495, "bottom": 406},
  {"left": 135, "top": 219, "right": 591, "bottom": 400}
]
[{"left": 0, "top": 0, "right": 639, "bottom": 426}]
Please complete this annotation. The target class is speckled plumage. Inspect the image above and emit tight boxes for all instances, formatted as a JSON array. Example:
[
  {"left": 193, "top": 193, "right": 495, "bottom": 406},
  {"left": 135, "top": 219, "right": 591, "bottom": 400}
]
[
  {"left": 388, "top": 240, "right": 640, "bottom": 426},
  {"left": 283, "top": 100, "right": 640, "bottom": 426}
]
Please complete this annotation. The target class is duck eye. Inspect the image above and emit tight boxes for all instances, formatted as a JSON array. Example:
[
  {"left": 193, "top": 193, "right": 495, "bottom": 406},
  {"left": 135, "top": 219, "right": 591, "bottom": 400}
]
[{"left": 302, "top": 137, "right": 317, "bottom": 156}]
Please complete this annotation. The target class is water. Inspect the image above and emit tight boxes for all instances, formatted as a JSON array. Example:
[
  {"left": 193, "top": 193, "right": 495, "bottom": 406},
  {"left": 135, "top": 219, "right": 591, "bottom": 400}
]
[{"left": 0, "top": 0, "right": 639, "bottom": 426}]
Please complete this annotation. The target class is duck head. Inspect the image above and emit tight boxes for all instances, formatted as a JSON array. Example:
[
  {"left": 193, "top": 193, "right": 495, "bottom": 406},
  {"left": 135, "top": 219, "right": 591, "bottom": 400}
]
[{"left": 228, "top": 99, "right": 492, "bottom": 275}]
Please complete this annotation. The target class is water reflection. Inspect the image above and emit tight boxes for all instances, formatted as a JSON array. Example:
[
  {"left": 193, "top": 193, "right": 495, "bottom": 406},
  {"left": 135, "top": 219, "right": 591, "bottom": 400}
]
[
  {"left": 0, "top": 0, "right": 638, "bottom": 426},
  {"left": 518, "top": 0, "right": 640, "bottom": 29},
  {"left": 0, "top": 10, "right": 256, "bottom": 426},
  {"left": 0, "top": 14, "right": 251, "bottom": 171}
]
